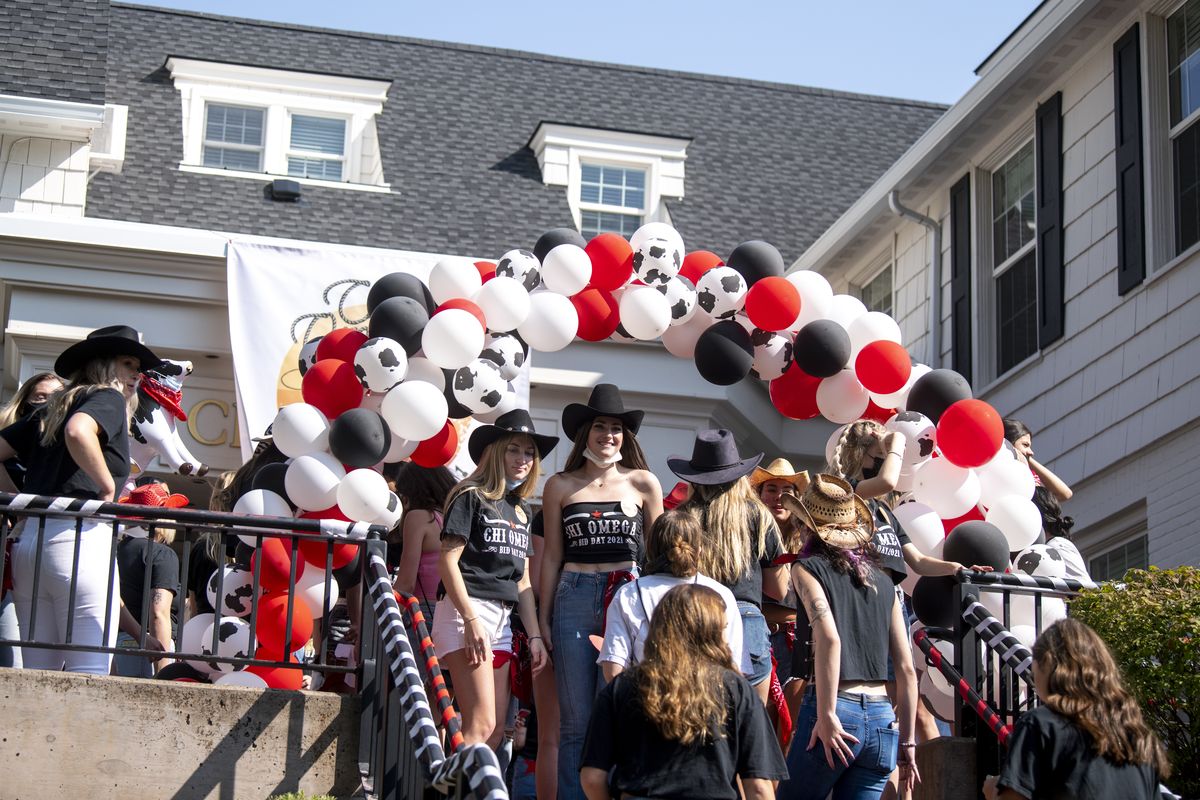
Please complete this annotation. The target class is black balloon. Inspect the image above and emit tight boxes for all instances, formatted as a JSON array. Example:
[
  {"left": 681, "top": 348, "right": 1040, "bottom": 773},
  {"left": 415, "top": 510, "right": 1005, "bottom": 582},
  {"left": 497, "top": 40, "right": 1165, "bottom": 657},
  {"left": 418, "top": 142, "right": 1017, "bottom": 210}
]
[
  {"left": 694, "top": 320, "right": 754, "bottom": 385},
  {"left": 328, "top": 409, "right": 393, "bottom": 468},
  {"left": 534, "top": 228, "right": 588, "bottom": 263},
  {"left": 911, "top": 575, "right": 959, "bottom": 628},
  {"left": 943, "top": 520, "right": 1010, "bottom": 572},
  {"left": 369, "top": 296, "right": 429, "bottom": 356},
  {"left": 726, "top": 240, "right": 785, "bottom": 287},
  {"left": 251, "top": 463, "right": 292, "bottom": 507},
  {"left": 367, "top": 272, "right": 435, "bottom": 315},
  {"left": 793, "top": 319, "right": 851, "bottom": 378},
  {"left": 442, "top": 369, "right": 474, "bottom": 420},
  {"left": 906, "top": 368, "right": 973, "bottom": 423}
]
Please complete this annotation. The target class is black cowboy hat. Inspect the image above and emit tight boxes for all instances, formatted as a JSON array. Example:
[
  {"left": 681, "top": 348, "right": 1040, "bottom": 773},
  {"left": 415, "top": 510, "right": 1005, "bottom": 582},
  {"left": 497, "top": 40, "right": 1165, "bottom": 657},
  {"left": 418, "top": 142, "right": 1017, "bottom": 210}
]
[
  {"left": 54, "top": 325, "right": 163, "bottom": 379},
  {"left": 561, "top": 383, "right": 645, "bottom": 441},
  {"left": 468, "top": 408, "right": 559, "bottom": 464},
  {"left": 668, "top": 428, "right": 763, "bottom": 486}
]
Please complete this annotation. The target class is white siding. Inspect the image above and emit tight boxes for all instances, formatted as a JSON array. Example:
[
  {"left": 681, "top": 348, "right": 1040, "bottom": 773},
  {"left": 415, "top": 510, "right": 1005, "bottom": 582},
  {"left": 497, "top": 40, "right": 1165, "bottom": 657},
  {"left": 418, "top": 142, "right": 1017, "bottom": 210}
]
[{"left": 0, "top": 135, "right": 90, "bottom": 216}]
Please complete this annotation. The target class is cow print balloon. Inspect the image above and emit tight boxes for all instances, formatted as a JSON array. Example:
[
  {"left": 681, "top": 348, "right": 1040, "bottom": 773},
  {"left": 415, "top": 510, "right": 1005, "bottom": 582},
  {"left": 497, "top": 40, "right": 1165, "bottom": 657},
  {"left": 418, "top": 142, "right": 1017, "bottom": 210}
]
[
  {"left": 452, "top": 359, "right": 508, "bottom": 414},
  {"left": 695, "top": 266, "right": 748, "bottom": 321},
  {"left": 1014, "top": 544, "right": 1066, "bottom": 579},
  {"left": 200, "top": 616, "right": 252, "bottom": 674},
  {"left": 478, "top": 333, "right": 527, "bottom": 382},
  {"left": 632, "top": 238, "right": 684, "bottom": 287},
  {"left": 750, "top": 328, "right": 794, "bottom": 381},
  {"left": 206, "top": 566, "right": 255, "bottom": 618},
  {"left": 353, "top": 337, "right": 408, "bottom": 393},
  {"left": 885, "top": 410, "right": 937, "bottom": 469},
  {"left": 297, "top": 337, "right": 323, "bottom": 377},
  {"left": 495, "top": 249, "right": 542, "bottom": 293},
  {"left": 657, "top": 275, "right": 698, "bottom": 326}
]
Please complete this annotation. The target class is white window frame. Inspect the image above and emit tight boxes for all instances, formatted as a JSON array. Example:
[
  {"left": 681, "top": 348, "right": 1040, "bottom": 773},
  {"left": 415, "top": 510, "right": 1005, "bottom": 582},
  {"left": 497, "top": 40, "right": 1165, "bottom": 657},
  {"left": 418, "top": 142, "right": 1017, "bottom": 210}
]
[
  {"left": 529, "top": 123, "right": 690, "bottom": 234},
  {"left": 577, "top": 160, "right": 649, "bottom": 237},
  {"left": 858, "top": 260, "right": 895, "bottom": 317},
  {"left": 201, "top": 102, "right": 266, "bottom": 172},
  {"left": 284, "top": 110, "right": 350, "bottom": 182},
  {"left": 167, "top": 57, "right": 391, "bottom": 193}
]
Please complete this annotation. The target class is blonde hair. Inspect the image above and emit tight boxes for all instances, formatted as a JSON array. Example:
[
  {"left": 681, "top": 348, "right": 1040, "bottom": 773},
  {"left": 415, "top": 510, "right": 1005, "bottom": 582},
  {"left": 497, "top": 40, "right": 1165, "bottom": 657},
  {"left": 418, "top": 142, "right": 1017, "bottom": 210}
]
[
  {"left": 39, "top": 358, "right": 136, "bottom": 447},
  {"left": 561, "top": 419, "right": 650, "bottom": 473},
  {"left": 680, "top": 477, "right": 779, "bottom": 585},
  {"left": 445, "top": 432, "right": 541, "bottom": 512},
  {"left": 0, "top": 371, "right": 62, "bottom": 428},
  {"left": 631, "top": 584, "right": 735, "bottom": 744},
  {"left": 204, "top": 470, "right": 239, "bottom": 564},
  {"left": 827, "top": 419, "right": 886, "bottom": 482},
  {"left": 644, "top": 510, "right": 702, "bottom": 577}
]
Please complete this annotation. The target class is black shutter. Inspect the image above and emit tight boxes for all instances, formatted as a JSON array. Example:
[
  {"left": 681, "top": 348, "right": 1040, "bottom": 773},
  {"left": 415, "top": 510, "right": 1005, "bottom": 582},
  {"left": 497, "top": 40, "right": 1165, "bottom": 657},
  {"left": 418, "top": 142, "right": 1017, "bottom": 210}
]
[
  {"left": 1036, "top": 92, "right": 1065, "bottom": 347},
  {"left": 1114, "top": 24, "right": 1146, "bottom": 295},
  {"left": 949, "top": 173, "right": 972, "bottom": 380}
]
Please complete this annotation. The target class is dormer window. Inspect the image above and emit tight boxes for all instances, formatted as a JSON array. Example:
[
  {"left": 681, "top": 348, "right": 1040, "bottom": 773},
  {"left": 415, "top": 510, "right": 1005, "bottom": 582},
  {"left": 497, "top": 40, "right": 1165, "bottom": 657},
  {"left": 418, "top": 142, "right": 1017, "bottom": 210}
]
[
  {"left": 203, "top": 104, "right": 264, "bottom": 172},
  {"left": 579, "top": 163, "right": 646, "bottom": 237}
]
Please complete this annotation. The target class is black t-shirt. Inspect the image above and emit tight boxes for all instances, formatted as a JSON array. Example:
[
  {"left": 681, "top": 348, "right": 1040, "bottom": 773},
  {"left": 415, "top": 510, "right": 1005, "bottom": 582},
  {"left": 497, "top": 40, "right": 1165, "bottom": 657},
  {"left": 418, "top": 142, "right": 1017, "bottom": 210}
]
[
  {"left": 797, "top": 555, "right": 894, "bottom": 682},
  {"left": 582, "top": 669, "right": 788, "bottom": 798},
  {"left": 187, "top": 540, "right": 224, "bottom": 615},
  {"left": 117, "top": 537, "right": 180, "bottom": 630},
  {"left": 998, "top": 706, "right": 1159, "bottom": 800},
  {"left": 869, "top": 500, "right": 911, "bottom": 584},
  {"left": 709, "top": 506, "right": 784, "bottom": 607},
  {"left": 0, "top": 388, "right": 130, "bottom": 498},
  {"left": 442, "top": 489, "right": 532, "bottom": 604}
]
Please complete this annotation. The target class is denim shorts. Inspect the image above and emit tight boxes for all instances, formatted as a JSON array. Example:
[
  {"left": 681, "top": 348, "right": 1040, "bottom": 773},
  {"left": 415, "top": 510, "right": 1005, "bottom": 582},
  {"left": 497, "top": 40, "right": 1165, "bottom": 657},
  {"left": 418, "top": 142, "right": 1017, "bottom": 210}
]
[{"left": 737, "top": 601, "right": 772, "bottom": 686}]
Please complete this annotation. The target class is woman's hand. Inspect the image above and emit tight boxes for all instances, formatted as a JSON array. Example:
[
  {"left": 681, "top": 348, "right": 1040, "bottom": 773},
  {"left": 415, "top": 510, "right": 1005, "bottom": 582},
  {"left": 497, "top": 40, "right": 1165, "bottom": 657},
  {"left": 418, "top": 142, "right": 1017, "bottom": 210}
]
[
  {"left": 898, "top": 746, "right": 922, "bottom": 796},
  {"left": 463, "top": 616, "right": 489, "bottom": 668},
  {"left": 528, "top": 636, "right": 548, "bottom": 673},
  {"left": 808, "top": 710, "right": 859, "bottom": 768},
  {"left": 537, "top": 615, "right": 553, "bottom": 652},
  {"left": 982, "top": 775, "right": 999, "bottom": 800}
]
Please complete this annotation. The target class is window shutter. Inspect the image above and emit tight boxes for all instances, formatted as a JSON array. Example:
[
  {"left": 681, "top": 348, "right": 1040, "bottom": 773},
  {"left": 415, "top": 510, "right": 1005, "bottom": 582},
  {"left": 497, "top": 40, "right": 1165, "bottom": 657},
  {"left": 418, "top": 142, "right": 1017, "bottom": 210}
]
[
  {"left": 949, "top": 173, "right": 972, "bottom": 380},
  {"left": 1036, "top": 92, "right": 1065, "bottom": 347},
  {"left": 1114, "top": 24, "right": 1146, "bottom": 295}
]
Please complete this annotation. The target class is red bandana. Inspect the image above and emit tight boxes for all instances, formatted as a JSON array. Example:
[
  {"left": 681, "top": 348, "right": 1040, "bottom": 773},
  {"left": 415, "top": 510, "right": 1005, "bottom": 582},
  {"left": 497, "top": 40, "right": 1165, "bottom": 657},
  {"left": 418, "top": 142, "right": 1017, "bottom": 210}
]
[{"left": 140, "top": 375, "right": 186, "bottom": 421}]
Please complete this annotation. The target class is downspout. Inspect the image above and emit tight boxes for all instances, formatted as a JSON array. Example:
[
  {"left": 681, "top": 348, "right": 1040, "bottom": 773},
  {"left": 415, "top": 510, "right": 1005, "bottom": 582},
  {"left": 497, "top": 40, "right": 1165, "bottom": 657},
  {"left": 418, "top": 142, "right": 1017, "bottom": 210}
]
[{"left": 887, "top": 190, "right": 941, "bottom": 369}]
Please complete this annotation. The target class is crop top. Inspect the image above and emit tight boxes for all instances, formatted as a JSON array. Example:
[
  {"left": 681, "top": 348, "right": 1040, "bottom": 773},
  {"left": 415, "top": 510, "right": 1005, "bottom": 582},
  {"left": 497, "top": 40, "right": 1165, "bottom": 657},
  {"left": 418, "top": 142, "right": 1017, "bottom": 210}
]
[{"left": 561, "top": 500, "right": 643, "bottom": 564}]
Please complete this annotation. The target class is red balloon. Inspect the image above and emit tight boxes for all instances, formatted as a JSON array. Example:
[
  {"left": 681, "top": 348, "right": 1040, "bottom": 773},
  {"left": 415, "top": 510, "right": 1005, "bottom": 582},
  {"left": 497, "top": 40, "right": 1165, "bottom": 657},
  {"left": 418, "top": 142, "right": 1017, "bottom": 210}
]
[
  {"left": 411, "top": 421, "right": 458, "bottom": 468},
  {"left": 254, "top": 592, "right": 314, "bottom": 655},
  {"left": 585, "top": 233, "right": 634, "bottom": 291},
  {"left": 251, "top": 536, "right": 306, "bottom": 592},
  {"left": 435, "top": 298, "right": 487, "bottom": 328},
  {"left": 301, "top": 359, "right": 363, "bottom": 420},
  {"left": 862, "top": 399, "right": 895, "bottom": 424},
  {"left": 855, "top": 340, "right": 912, "bottom": 394},
  {"left": 571, "top": 287, "right": 621, "bottom": 341},
  {"left": 297, "top": 507, "right": 359, "bottom": 568},
  {"left": 247, "top": 657, "right": 304, "bottom": 690},
  {"left": 315, "top": 328, "right": 368, "bottom": 363},
  {"left": 680, "top": 250, "right": 724, "bottom": 285},
  {"left": 937, "top": 399, "right": 1004, "bottom": 468},
  {"left": 474, "top": 260, "right": 497, "bottom": 283},
  {"left": 769, "top": 364, "right": 822, "bottom": 420},
  {"left": 942, "top": 505, "right": 985, "bottom": 536},
  {"left": 744, "top": 276, "right": 801, "bottom": 332}
]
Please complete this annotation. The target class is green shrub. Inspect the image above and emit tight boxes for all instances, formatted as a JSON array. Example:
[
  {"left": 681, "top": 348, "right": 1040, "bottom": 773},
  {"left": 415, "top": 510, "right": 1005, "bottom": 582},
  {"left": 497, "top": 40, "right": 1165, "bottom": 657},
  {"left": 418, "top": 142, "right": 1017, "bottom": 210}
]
[{"left": 1070, "top": 566, "right": 1199, "bottom": 797}]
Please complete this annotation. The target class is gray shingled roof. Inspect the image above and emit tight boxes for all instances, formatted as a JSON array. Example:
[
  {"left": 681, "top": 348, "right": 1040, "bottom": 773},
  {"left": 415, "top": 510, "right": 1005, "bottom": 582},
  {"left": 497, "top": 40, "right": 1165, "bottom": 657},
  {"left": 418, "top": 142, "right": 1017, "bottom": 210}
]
[
  {"left": 86, "top": 3, "right": 946, "bottom": 261},
  {"left": 0, "top": 0, "right": 110, "bottom": 105}
]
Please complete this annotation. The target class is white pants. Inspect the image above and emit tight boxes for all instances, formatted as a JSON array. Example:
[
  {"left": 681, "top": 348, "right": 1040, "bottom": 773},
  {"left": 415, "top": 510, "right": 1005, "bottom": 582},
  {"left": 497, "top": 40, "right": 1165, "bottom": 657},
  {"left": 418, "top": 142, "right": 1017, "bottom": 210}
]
[{"left": 11, "top": 516, "right": 120, "bottom": 674}]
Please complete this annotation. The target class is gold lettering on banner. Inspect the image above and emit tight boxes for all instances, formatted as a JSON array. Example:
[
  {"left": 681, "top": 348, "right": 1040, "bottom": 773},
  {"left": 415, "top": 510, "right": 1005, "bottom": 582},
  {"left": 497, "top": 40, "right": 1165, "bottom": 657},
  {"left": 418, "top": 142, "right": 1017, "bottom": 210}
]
[{"left": 187, "top": 399, "right": 229, "bottom": 446}]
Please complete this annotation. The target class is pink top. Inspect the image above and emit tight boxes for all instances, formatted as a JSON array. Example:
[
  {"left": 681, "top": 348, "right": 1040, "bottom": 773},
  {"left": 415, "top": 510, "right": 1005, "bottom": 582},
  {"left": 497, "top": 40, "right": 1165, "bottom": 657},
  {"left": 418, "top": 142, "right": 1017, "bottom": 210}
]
[{"left": 414, "top": 510, "right": 444, "bottom": 602}]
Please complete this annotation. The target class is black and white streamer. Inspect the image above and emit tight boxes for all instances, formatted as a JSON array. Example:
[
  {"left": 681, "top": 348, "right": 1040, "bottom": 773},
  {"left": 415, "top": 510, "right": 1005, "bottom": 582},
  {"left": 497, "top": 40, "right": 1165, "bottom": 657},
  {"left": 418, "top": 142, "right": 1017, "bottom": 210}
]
[{"left": 961, "top": 599, "right": 1035, "bottom": 686}]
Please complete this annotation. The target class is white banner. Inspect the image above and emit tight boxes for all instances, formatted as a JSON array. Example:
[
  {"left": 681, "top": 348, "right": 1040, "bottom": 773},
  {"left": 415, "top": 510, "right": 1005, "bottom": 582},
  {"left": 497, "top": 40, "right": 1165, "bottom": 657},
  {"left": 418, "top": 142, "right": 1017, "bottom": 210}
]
[{"left": 226, "top": 240, "right": 528, "bottom": 473}]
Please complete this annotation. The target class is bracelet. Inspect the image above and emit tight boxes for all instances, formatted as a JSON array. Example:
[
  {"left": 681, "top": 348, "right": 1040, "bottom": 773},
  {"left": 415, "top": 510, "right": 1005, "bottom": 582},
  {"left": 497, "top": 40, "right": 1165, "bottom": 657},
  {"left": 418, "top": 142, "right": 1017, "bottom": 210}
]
[
  {"left": 529, "top": 635, "right": 543, "bottom": 642},
  {"left": 900, "top": 742, "right": 917, "bottom": 748},
  {"left": 463, "top": 616, "right": 478, "bottom": 623}
]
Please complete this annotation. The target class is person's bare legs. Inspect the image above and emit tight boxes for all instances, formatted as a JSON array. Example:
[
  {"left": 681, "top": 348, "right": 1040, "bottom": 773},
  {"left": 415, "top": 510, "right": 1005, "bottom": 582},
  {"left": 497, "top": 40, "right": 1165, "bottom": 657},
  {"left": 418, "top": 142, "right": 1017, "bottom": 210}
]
[
  {"left": 443, "top": 649, "right": 497, "bottom": 745},
  {"left": 486, "top": 661, "right": 511, "bottom": 751},
  {"left": 533, "top": 658, "right": 560, "bottom": 799}
]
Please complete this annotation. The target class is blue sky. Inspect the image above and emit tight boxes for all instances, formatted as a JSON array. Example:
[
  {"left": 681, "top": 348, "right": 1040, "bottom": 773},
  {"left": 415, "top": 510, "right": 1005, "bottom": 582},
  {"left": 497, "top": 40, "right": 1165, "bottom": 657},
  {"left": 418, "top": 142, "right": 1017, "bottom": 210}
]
[{"left": 125, "top": 1, "right": 1043, "bottom": 104}]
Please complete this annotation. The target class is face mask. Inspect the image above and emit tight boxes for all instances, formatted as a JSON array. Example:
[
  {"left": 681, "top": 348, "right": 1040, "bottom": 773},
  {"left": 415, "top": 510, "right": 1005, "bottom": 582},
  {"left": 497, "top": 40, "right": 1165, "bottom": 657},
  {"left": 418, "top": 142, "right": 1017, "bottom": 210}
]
[
  {"left": 583, "top": 448, "right": 622, "bottom": 467},
  {"left": 862, "top": 456, "right": 884, "bottom": 480},
  {"left": 505, "top": 477, "right": 524, "bottom": 491}
]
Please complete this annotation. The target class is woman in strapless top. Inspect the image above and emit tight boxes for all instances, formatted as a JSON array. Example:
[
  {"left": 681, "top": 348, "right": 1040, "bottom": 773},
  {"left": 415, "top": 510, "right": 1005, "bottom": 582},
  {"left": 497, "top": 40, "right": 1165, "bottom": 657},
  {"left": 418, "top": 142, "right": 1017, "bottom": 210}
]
[
  {"left": 388, "top": 463, "right": 457, "bottom": 621},
  {"left": 538, "top": 383, "right": 664, "bottom": 800}
]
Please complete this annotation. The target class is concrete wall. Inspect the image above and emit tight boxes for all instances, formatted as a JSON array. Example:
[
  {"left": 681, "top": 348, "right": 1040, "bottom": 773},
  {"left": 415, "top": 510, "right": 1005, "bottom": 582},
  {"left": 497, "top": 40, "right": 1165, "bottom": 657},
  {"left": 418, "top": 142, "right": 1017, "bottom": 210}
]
[{"left": 0, "top": 669, "right": 361, "bottom": 800}]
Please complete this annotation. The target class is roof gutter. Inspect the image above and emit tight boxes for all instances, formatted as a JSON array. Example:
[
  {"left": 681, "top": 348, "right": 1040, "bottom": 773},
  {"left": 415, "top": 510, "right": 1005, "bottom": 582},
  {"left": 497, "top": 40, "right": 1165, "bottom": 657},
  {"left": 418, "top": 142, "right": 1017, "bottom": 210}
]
[{"left": 887, "top": 191, "right": 941, "bottom": 369}]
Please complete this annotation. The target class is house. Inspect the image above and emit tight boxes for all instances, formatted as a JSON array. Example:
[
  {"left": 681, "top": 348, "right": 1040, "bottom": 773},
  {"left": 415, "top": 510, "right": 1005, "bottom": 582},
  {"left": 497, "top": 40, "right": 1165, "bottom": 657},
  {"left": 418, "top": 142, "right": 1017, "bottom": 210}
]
[{"left": 794, "top": 0, "right": 1200, "bottom": 572}]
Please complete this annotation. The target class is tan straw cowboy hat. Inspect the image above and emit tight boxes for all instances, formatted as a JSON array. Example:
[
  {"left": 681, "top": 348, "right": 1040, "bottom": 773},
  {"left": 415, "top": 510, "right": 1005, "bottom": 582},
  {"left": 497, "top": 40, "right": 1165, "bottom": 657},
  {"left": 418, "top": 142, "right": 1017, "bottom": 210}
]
[
  {"left": 781, "top": 473, "right": 873, "bottom": 549},
  {"left": 750, "top": 457, "right": 811, "bottom": 494}
]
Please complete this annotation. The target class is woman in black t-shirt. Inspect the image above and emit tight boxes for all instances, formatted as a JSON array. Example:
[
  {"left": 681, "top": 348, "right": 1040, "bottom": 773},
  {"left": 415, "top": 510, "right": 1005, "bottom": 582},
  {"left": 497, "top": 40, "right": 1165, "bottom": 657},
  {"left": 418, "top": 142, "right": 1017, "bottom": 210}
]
[
  {"left": 581, "top": 583, "right": 788, "bottom": 799},
  {"left": 0, "top": 325, "right": 161, "bottom": 675},
  {"left": 433, "top": 409, "right": 555, "bottom": 749},
  {"left": 985, "top": 618, "right": 1168, "bottom": 800}
]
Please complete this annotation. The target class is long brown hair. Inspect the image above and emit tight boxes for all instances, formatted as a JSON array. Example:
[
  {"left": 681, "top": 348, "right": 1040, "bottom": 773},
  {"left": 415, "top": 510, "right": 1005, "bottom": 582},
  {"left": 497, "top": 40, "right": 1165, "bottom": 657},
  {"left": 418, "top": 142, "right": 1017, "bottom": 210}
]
[
  {"left": 643, "top": 510, "right": 701, "bottom": 578},
  {"left": 1033, "top": 618, "right": 1169, "bottom": 776},
  {"left": 680, "top": 477, "right": 779, "bottom": 585},
  {"left": 445, "top": 432, "right": 541, "bottom": 512},
  {"left": 0, "top": 371, "right": 62, "bottom": 428},
  {"left": 40, "top": 358, "right": 137, "bottom": 446},
  {"left": 560, "top": 419, "right": 649, "bottom": 473},
  {"left": 630, "top": 584, "right": 734, "bottom": 744}
]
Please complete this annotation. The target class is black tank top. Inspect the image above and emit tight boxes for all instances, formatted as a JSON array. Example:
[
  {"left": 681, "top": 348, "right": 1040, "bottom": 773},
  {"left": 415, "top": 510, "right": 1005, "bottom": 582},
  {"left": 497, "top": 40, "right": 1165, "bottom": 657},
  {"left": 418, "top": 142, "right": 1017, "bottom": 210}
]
[
  {"left": 797, "top": 555, "right": 893, "bottom": 682},
  {"left": 561, "top": 501, "right": 643, "bottom": 564}
]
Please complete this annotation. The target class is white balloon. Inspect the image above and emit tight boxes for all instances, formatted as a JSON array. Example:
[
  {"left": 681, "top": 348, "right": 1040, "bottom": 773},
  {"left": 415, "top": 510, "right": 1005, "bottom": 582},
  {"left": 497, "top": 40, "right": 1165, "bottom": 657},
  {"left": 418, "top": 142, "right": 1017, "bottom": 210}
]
[
  {"left": 474, "top": 276, "right": 530, "bottom": 332},
  {"left": 695, "top": 266, "right": 748, "bottom": 321},
  {"left": 403, "top": 356, "right": 445, "bottom": 391},
  {"left": 618, "top": 284, "right": 672, "bottom": 340},
  {"left": 200, "top": 616, "right": 253, "bottom": 674},
  {"left": 885, "top": 411, "right": 936, "bottom": 471},
  {"left": 1014, "top": 544, "right": 1067, "bottom": 579},
  {"left": 206, "top": 566, "right": 255, "bottom": 618},
  {"left": 382, "top": 433, "right": 418, "bottom": 463},
  {"left": 337, "top": 468, "right": 392, "bottom": 522},
  {"left": 518, "top": 291, "right": 578, "bottom": 352},
  {"left": 295, "top": 565, "right": 341, "bottom": 619},
  {"left": 233, "top": 489, "right": 294, "bottom": 545},
  {"left": 179, "top": 612, "right": 217, "bottom": 675},
  {"left": 452, "top": 360, "right": 509, "bottom": 414},
  {"left": 912, "top": 458, "right": 981, "bottom": 519},
  {"left": 284, "top": 453, "right": 346, "bottom": 512},
  {"left": 358, "top": 391, "right": 385, "bottom": 413},
  {"left": 816, "top": 370, "right": 870, "bottom": 424},
  {"left": 787, "top": 270, "right": 834, "bottom": 330},
  {"left": 847, "top": 311, "right": 903, "bottom": 358},
  {"left": 428, "top": 257, "right": 483, "bottom": 305},
  {"left": 871, "top": 363, "right": 931, "bottom": 411},
  {"left": 919, "top": 643, "right": 957, "bottom": 722},
  {"left": 986, "top": 495, "right": 1043, "bottom": 551},
  {"left": 540, "top": 243, "right": 592, "bottom": 295},
  {"left": 215, "top": 671, "right": 268, "bottom": 688},
  {"left": 659, "top": 275, "right": 698, "bottom": 326},
  {"left": 751, "top": 328, "right": 794, "bottom": 380},
  {"left": 479, "top": 333, "right": 527, "bottom": 381},
  {"left": 629, "top": 223, "right": 685, "bottom": 287},
  {"left": 827, "top": 294, "right": 867, "bottom": 332},
  {"left": 421, "top": 309, "right": 485, "bottom": 370},
  {"left": 976, "top": 448, "right": 1036, "bottom": 509},
  {"left": 353, "top": 337, "right": 409, "bottom": 394},
  {"left": 272, "top": 404, "right": 329, "bottom": 458},
  {"left": 473, "top": 390, "right": 519, "bottom": 423},
  {"left": 660, "top": 312, "right": 712, "bottom": 358},
  {"left": 382, "top": 381, "right": 447, "bottom": 441},
  {"left": 984, "top": 590, "right": 1066, "bottom": 630},
  {"left": 893, "top": 501, "right": 944, "bottom": 556},
  {"left": 630, "top": 221, "right": 683, "bottom": 252},
  {"left": 371, "top": 491, "right": 405, "bottom": 529}
]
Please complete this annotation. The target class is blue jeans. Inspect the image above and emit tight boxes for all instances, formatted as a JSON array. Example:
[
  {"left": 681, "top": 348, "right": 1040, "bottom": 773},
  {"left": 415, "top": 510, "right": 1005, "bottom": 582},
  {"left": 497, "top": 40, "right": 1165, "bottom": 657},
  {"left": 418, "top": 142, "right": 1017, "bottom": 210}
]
[
  {"left": 552, "top": 571, "right": 611, "bottom": 800},
  {"left": 778, "top": 689, "right": 899, "bottom": 800},
  {"left": 738, "top": 601, "right": 772, "bottom": 686},
  {"left": 510, "top": 754, "right": 537, "bottom": 799}
]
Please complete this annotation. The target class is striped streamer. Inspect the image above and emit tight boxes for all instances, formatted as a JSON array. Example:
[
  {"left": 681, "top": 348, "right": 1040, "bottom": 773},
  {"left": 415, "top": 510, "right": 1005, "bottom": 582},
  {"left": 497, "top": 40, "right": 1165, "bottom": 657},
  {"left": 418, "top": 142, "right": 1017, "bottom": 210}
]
[
  {"left": 961, "top": 599, "right": 1035, "bottom": 686},
  {"left": 959, "top": 568, "right": 1090, "bottom": 593},
  {"left": 913, "top": 627, "right": 1013, "bottom": 745}
]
